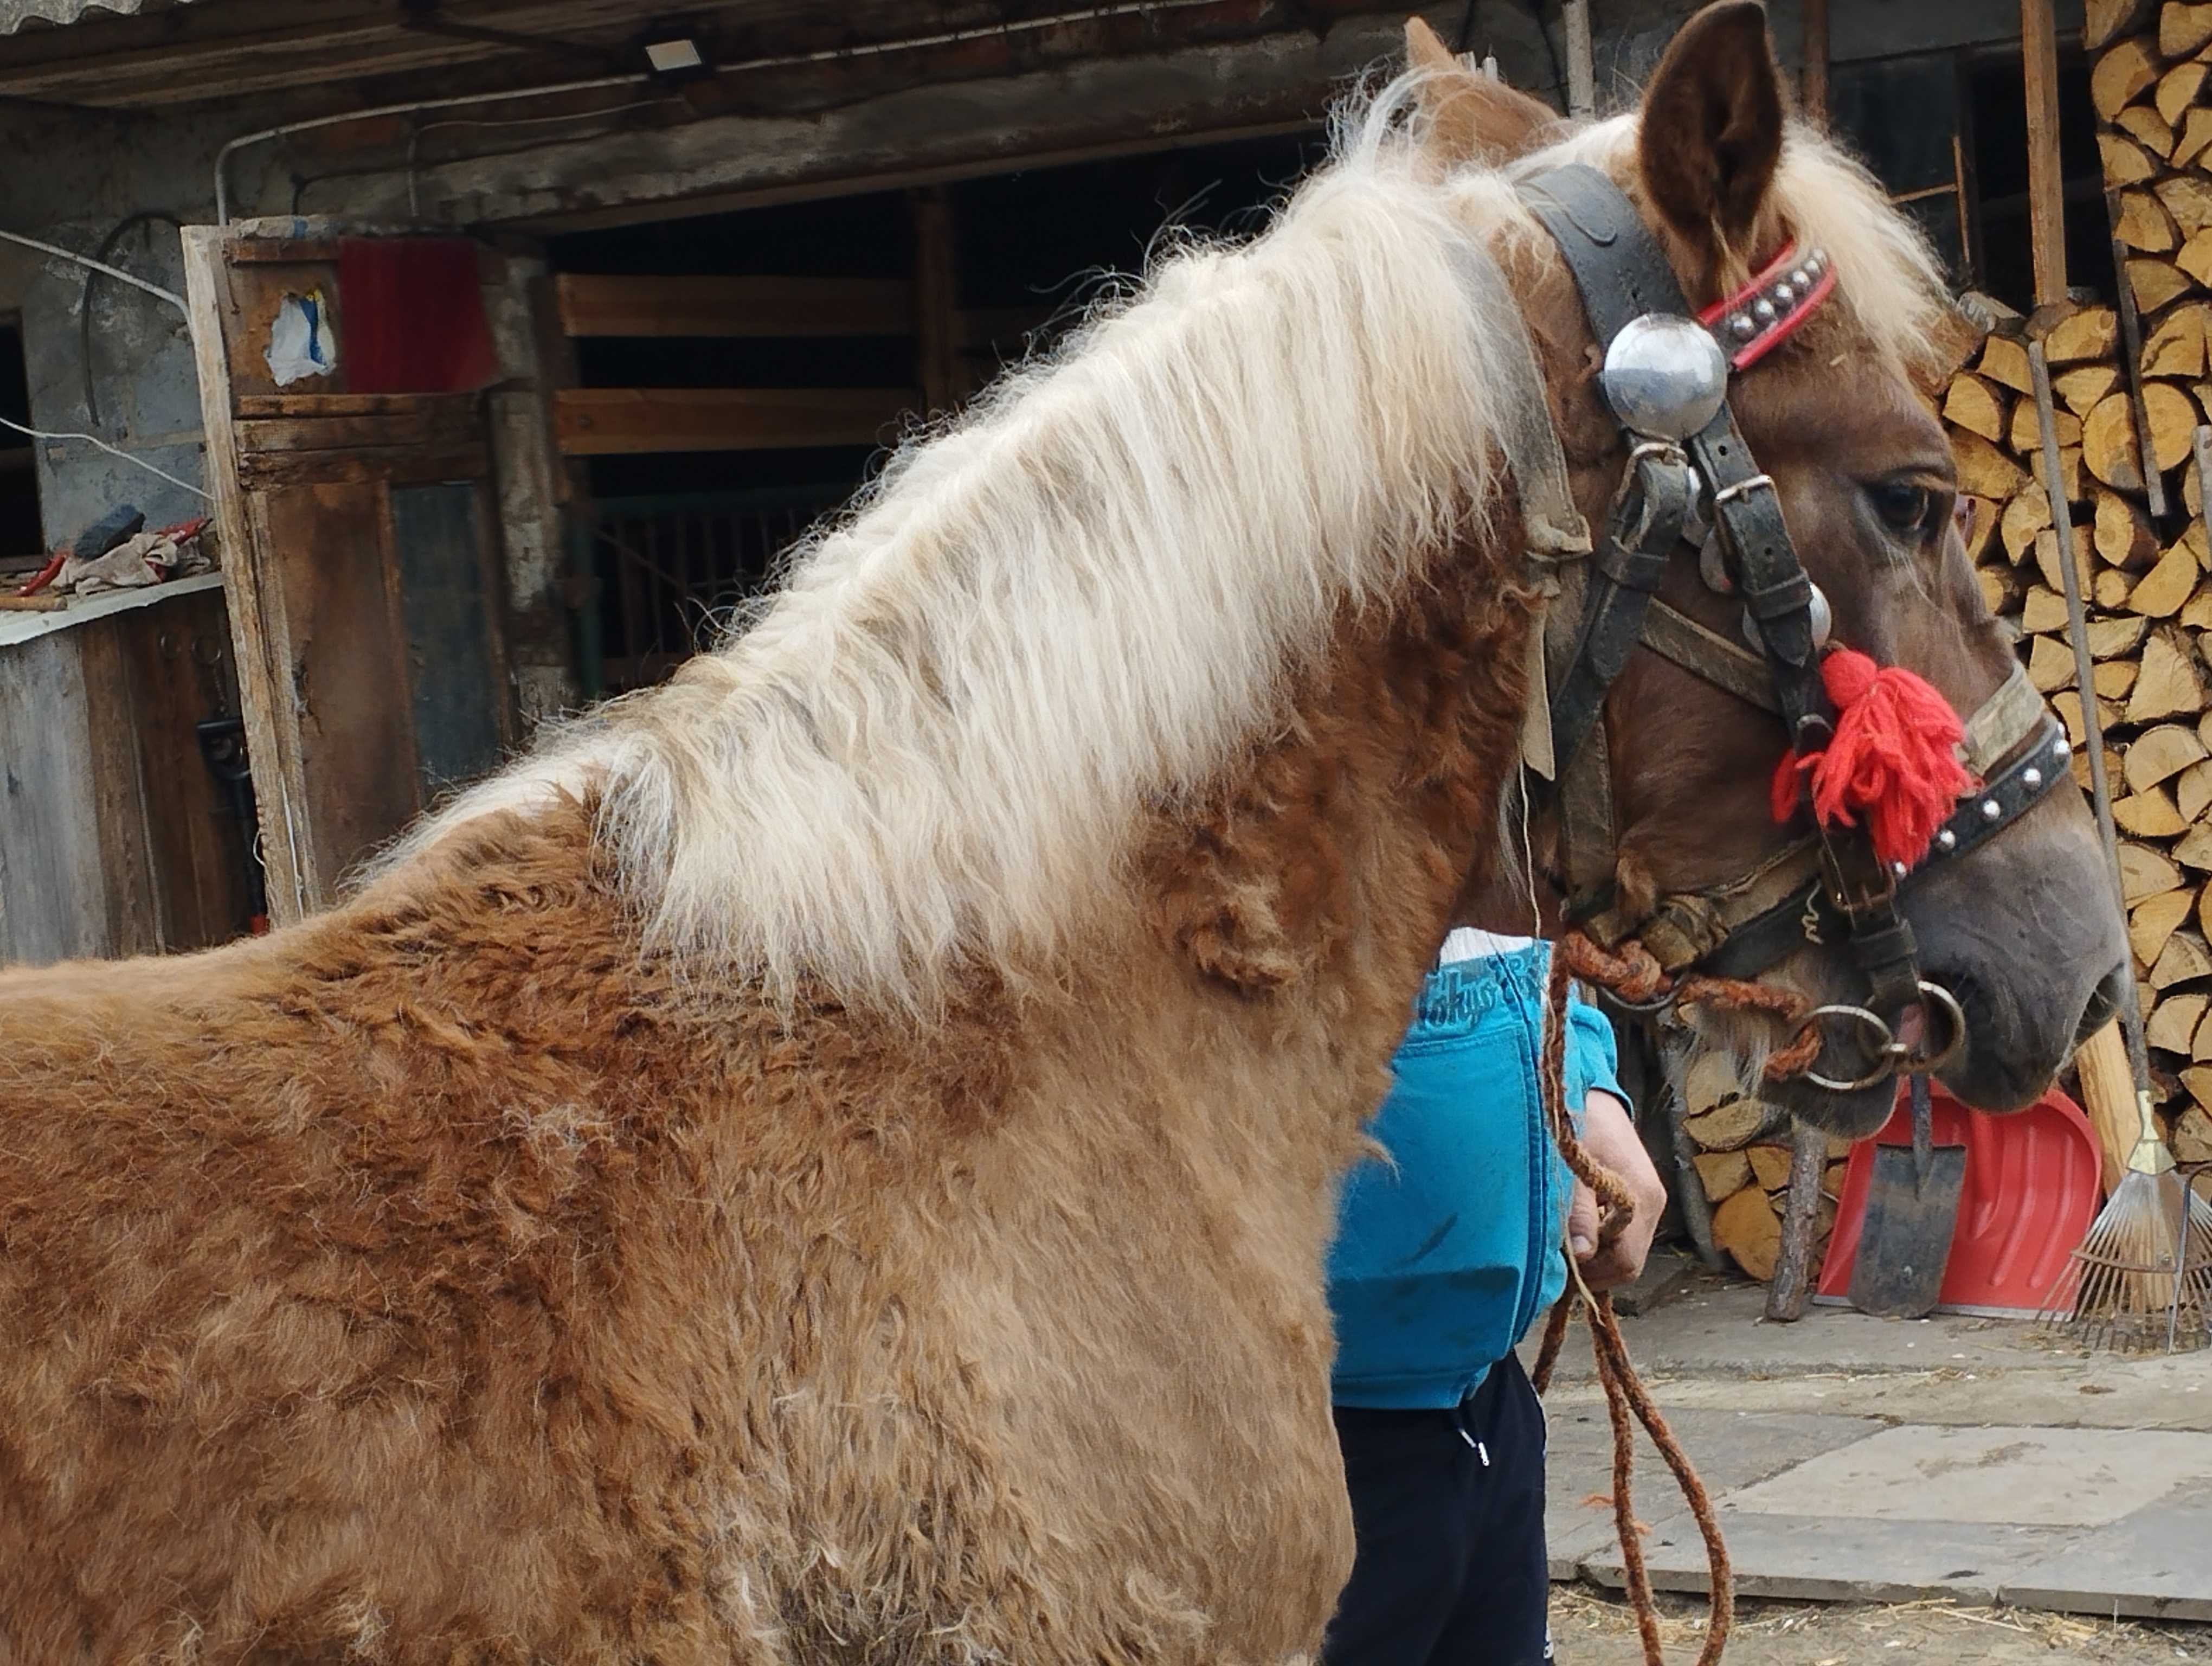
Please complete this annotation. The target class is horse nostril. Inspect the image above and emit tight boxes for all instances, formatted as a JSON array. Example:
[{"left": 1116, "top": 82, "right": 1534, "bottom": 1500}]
[{"left": 2074, "top": 963, "right": 2126, "bottom": 1048}]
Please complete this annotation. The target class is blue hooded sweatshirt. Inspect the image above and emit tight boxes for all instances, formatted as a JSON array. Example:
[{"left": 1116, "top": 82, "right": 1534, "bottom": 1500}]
[{"left": 1326, "top": 933, "right": 1628, "bottom": 1409}]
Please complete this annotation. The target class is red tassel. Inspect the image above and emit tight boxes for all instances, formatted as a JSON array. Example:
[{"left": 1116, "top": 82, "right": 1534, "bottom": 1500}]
[{"left": 1771, "top": 646, "right": 1972, "bottom": 870}]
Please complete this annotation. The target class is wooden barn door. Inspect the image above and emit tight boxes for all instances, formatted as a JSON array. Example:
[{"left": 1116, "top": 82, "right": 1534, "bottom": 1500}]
[{"left": 181, "top": 224, "right": 519, "bottom": 926}]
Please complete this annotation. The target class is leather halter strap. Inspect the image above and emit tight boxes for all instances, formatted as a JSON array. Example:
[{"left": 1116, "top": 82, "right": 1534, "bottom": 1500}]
[
  {"left": 1499, "top": 162, "right": 2061, "bottom": 1043},
  {"left": 1520, "top": 164, "right": 1829, "bottom": 748},
  {"left": 1517, "top": 163, "right": 1836, "bottom": 956},
  {"left": 1692, "top": 689, "right": 2067, "bottom": 980}
]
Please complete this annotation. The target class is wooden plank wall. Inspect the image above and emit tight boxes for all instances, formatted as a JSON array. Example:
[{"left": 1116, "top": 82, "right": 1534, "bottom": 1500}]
[
  {"left": 391, "top": 480, "right": 509, "bottom": 793},
  {"left": 0, "top": 586, "right": 250, "bottom": 966},
  {"left": 546, "top": 266, "right": 1051, "bottom": 458},
  {"left": 0, "top": 631, "right": 110, "bottom": 964},
  {"left": 183, "top": 228, "right": 522, "bottom": 920},
  {"left": 255, "top": 480, "right": 422, "bottom": 895}
]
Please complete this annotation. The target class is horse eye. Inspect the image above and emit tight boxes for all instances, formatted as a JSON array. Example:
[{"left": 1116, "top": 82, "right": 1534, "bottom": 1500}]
[{"left": 1870, "top": 481, "right": 1938, "bottom": 539}]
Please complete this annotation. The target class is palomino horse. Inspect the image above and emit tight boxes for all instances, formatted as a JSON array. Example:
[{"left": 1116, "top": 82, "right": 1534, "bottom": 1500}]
[{"left": 0, "top": 6, "right": 2124, "bottom": 1661}]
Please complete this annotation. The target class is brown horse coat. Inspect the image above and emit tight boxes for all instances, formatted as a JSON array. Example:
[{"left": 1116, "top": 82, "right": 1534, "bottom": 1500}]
[{"left": 0, "top": 556, "right": 1528, "bottom": 1661}]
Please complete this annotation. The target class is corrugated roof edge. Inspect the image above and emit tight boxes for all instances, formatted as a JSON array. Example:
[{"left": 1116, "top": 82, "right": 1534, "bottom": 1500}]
[{"left": 0, "top": 0, "right": 203, "bottom": 39}]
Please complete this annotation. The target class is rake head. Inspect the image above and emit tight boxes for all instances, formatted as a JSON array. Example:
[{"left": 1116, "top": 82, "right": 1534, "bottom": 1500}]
[{"left": 2037, "top": 1170, "right": 2212, "bottom": 1355}]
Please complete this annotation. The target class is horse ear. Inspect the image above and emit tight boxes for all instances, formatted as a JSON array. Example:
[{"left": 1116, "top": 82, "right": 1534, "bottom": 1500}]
[
  {"left": 1404, "top": 16, "right": 1561, "bottom": 165},
  {"left": 1636, "top": 1, "right": 1786, "bottom": 260}
]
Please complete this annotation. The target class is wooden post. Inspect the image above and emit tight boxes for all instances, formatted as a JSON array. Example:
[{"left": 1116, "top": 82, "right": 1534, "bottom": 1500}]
[
  {"left": 1800, "top": 0, "right": 1829, "bottom": 124},
  {"left": 1562, "top": 0, "right": 1594, "bottom": 119},
  {"left": 2110, "top": 194, "right": 2172, "bottom": 517},
  {"left": 178, "top": 225, "right": 311, "bottom": 927},
  {"left": 1764, "top": 1123, "right": 1830, "bottom": 1322},
  {"left": 2021, "top": 0, "right": 2069, "bottom": 307},
  {"left": 1669, "top": 1097, "right": 1726, "bottom": 1272},
  {"left": 2194, "top": 425, "right": 2212, "bottom": 553},
  {"left": 910, "top": 186, "right": 961, "bottom": 414}
]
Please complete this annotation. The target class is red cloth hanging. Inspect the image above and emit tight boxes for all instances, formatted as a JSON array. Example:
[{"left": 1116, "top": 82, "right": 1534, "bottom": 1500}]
[{"left": 336, "top": 239, "right": 498, "bottom": 394}]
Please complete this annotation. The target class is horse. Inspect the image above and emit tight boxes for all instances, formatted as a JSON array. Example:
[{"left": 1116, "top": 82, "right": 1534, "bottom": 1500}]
[{"left": 0, "top": 6, "right": 2125, "bottom": 1661}]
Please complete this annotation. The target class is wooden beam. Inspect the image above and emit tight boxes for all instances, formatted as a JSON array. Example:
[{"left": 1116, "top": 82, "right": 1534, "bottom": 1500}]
[
  {"left": 235, "top": 403, "right": 483, "bottom": 454},
  {"left": 551, "top": 387, "right": 916, "bottom": 455},
  {"left": 910, "top": 185, "right": 961, "bottom": 413},
  {"left": 0, "top": 0, "right": 635, "bottom": 106},
  {"left": 335, "top": 18, "right": 1396, "bottom": 232},
  {"left": 552, "top": 274, "right": 915, "bottom": 338},
  {"left": 1801, "top": 0, "right": 1829, "bottom": 124},
  {"left": 2022, "top": 0, "right": 2070, "bottom": 306},
  {"left": 1562, "top": 0, "right": 1595, "bottom": 118},
  {"left": 179, "top": 225, "right": 313, "bottom": 926}
]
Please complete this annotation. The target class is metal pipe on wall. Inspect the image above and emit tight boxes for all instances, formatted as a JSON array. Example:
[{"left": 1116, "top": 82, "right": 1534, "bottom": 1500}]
[{"left": 0, "top": 226, "right": 185, "bottom": 311}]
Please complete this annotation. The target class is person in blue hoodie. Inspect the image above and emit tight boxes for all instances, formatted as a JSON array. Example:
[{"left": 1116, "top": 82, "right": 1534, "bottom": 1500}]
[{"left": 1322, "top": 927, "right": 1666, "bottom": 1666}]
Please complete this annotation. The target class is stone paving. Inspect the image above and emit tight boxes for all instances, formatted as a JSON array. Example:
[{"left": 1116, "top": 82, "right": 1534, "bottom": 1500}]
[{"left": 1529, "top": 1264, "right": 2212, "bottom": 1622}]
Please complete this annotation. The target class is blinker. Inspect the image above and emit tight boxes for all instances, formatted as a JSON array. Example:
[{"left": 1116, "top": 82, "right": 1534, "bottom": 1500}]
[{"left": 1598, "top": 314, "right": 1728, "bottom": 442}]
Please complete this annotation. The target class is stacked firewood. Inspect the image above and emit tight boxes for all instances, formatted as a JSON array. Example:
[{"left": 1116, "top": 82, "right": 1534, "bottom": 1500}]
[
  {"left": 1677, "top": 1055, "right": 1855, "bottom": 1279},
  {"left": 1940, "top": 0, "right": 2212, "bottom": 1167}
]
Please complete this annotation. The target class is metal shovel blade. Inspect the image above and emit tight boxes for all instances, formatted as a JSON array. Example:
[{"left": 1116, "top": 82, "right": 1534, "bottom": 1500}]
[{"left": 1847, "top": 1077, "right": 1967, "bottom": 1320}]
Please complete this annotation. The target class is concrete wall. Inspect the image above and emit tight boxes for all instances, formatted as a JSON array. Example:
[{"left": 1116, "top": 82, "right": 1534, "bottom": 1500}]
[{"left": 0, "top": 103, "right": 237, "bottom": 551}]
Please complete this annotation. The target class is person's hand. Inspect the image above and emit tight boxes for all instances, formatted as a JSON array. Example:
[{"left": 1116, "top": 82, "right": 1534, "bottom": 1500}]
[{"left": 1567, "top": 1090, "right": 1667, "bottom": 1292}]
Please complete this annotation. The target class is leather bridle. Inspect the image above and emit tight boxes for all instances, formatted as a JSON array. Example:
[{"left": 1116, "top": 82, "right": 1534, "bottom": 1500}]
[{"left": 1491, "top": 163, "right": 2069, "bottom": 1093}]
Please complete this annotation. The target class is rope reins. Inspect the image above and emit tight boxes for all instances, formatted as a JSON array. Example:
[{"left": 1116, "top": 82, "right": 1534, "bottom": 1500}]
[{"left": 1531, "top": 937, "right": 1738, "bottom": 1665}]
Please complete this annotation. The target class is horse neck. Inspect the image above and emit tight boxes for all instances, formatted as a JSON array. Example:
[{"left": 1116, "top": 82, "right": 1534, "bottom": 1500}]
[{"left": 1134, "top": 509, "right": 1535, "bottom": 1055}]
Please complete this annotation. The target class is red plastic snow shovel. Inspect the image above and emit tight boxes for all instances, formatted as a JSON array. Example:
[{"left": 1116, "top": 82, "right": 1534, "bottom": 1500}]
[{"left": 1816, "top": 1079, "right": 2105, "bottom": 1317}]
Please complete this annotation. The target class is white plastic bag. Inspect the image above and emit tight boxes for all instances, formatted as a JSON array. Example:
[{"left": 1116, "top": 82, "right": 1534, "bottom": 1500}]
[{"left": 265, "top": 289, "right": 337, "bottom": 386}]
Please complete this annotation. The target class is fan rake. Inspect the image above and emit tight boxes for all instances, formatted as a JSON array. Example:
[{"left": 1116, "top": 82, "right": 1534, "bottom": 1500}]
[{"left": 2037, "top": 1111, "right": 2212, "bottom": 1354}]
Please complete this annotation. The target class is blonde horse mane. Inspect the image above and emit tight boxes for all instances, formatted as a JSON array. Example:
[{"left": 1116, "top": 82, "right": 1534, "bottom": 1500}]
[{"left": 393, "top": 83, "right": 1949, "bottom": 1017}]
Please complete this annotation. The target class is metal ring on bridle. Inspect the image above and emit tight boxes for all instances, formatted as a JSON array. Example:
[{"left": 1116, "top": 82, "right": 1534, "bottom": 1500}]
[
  {"left": 1602, "top": 984, "right": 1683, "bottom": 1016},
  {"left": 1709, "top": 472, "right": 1775, "bottom": 507},
  {"left": 1793, "top": 1003, "right": 1899, "bottom": 1093},
  {"left": 1896, "top": 979, "right": 1966, "bottom": 1078},
  {"left": 1791, "top": 980, "right": 1967, "bottom": 1093}
]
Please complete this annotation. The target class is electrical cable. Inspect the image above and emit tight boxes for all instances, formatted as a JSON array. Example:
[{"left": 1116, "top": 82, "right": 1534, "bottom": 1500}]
[
  {"left": 0, "top": 413, "right": 209, "bottom": 501},
  {"left": 81, "top": 210, "right": 183, "bottom": 430},
  {"left": 0, "top": 226, "right": 184, "bottom": 310}
]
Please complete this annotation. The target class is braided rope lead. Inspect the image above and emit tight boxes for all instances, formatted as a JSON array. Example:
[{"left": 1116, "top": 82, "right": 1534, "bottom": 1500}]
[
  {"left": 1539, "top": 944, "right": 1736, "bottom": 1666},
  {"left": 1558, "top": 933, "right": 1824, "bottom": 1082}
]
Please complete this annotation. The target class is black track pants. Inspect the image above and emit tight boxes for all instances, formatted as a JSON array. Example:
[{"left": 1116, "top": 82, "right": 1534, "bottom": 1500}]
[{"left": 1323, "top": 1352, "right": 1552, "bottom": 1666}]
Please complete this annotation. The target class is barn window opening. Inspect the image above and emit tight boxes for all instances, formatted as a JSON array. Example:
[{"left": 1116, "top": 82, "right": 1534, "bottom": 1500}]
[
  {"left": 1827, "top": 42, "right": 2103, "bottom": 314},
  {"left": 1963, "top": 43, "right": 2106, "bottom": 313},
  {"left": 546, "top": 130, "right": 1324, "bottom": 697},
  {"left": 0, "top": 319, "right": 43, "bottom": 577}
]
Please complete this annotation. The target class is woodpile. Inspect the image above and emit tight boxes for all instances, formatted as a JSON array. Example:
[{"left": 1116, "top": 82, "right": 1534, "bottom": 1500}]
[
  {"left": 1678, "top": 1056, "right": 1851, "bottom": 1280},
  {"left": 1958, "top": 0, "right": 2212, "bottom": 1159}
]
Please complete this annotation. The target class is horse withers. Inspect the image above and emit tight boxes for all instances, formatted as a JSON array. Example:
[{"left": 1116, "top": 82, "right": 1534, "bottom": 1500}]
[{"left": 0, "top": 5, "right": 2123, "bottom": 1662}]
